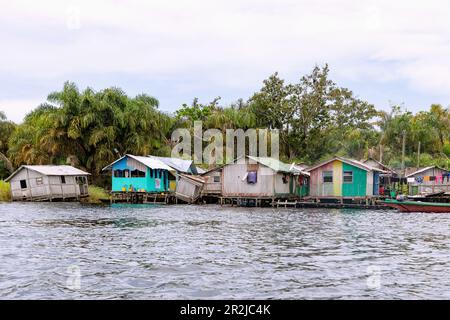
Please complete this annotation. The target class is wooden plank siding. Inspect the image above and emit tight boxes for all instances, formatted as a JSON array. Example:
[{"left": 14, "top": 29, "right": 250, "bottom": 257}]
[
  {"left": 9, "top": 167, "right": 88, "bottom": 201},
  {"left": 202, "top": 170, "right": 222, "bottom": 195},
  {"left": 342, "top": 162, "right": 367, "bottom": 197},
  {"left": 111, "top": 156, "right": 170, "bottom": 192},
  {"left": 407, "top": 167, "right": 450, "bottom": 195},
  {"left": 222, "top": 163, "right": 275, "bottom": 197},
  {"left": 309, "top": 159, "right": 374, "bottom": 198}
]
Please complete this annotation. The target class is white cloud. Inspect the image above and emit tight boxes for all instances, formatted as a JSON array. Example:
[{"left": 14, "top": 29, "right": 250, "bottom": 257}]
[
  {"left": 0, "top": 98, "right": 45, "bottom": 123},
  {"left": 1, "top": 0, "right": 450, "bottom": 121}
]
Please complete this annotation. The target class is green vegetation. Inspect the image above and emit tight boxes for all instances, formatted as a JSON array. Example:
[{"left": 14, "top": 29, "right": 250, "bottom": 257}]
[
  {"left": 83, "top": 185, "right": 110, "bottom": 204},
  {"left": 0, "top": 111, "right": 16, "bottom": 180},
  {"left": 0, "top": 180, "right": 11, "bottom": 202},
  {"left": 0, "top": 64, "right": 449, "bottom": 182}
]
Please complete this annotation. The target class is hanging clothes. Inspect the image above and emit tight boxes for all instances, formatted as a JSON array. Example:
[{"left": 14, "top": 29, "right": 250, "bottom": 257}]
[{"left": 247, "top": 171, "right": 257, "bottom": 184}]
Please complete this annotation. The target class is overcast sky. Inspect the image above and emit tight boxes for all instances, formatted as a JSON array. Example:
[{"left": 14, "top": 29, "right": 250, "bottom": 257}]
[{"left": 1, "top": 0, "right": 450, "bottom": 123}]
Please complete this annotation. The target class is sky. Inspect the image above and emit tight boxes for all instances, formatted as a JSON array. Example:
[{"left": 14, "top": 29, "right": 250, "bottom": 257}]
[{"left": 1, "top": 0, "right": 450, "bottom": 123}]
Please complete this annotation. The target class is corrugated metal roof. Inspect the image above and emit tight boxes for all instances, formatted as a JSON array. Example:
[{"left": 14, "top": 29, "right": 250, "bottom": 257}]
[
  {"left": 196, "top": 167, "right": 206, "bottom": 174},
  {"left": 247, "top": 156, "right": 304, "bottom": 174},
  {"left": 306, "top": 156, "right": 387, "bottom": 173},
  {"left": 148, "top": 156, "right": 195, "bottom": 173},
  {"left": 102, "top": 154, "right": 174, "bottom": 171},
  {"left": 178, "top": 173, "right": 206, "bottom": 184},
  {"left": 200, "top": 156, "right": 307, "bottom": 175},
  {"left": 405, "top": 166, "right": 448, "bottom": 178},
  {"left": 5, "top": 165, "right": 90, "bottom": 182},
  {"left": 201, "top": 165, "right": 224, "bottom": 176}
]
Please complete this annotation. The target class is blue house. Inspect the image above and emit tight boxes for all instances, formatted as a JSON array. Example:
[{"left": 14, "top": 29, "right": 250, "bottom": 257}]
[{"left": 102, "top": 154, "right": 175, "bottom": 193}]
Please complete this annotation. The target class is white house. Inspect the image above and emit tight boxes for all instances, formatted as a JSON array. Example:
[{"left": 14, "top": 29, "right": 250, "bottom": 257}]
[{"left": 5, "top": 165, "right": 90, "bottom": 201}]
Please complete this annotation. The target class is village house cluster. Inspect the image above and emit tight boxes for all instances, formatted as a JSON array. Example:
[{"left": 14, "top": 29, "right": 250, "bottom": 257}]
[{"left": 5, "top": 154, "right": 450, "bottom": 205}]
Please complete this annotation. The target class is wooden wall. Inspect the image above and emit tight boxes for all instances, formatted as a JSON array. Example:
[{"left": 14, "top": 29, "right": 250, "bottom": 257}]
[
  {"left": 222, "top": 163, "right": 275, "bottom": 197},
  {"left": 202, "top": 170, "right": 222, "bottom": 195},
  {"left": 10, "top": 168, "right": 88, "bottom": 201}
]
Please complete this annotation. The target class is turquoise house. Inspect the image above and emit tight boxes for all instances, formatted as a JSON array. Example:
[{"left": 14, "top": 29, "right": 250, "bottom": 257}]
[{"left": 102, "top": 154, "right": 175, "bottom": 192}]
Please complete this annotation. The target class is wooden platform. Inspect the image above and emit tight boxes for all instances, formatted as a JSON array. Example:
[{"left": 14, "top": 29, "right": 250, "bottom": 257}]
[
  {"left": 108, "top": 192, "right": 392, "bottom": 209},
  {"left": 110, "top": 192, "right": 175, "bottom": 204},
  {"left": 294, "top": 201, "right": 389, "bottom": 210},
  {"left": 12, "top": 195, "right": 89, "bottom": 202},
  {"left": 217, "top": 196, "right": 391, "bottom": 209}
]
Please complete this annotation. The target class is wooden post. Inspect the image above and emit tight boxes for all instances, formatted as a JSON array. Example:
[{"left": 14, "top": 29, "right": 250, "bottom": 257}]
[
  {"left": 417, "top": 141, "right": 421, "bottom": 168},
  {"left": 379, "top": 144, "right": 383, "bottom": 163},
  {"left": 401, "top": 130, "right": 406, "bottom": 178},
  {"left": 26, "top": 168, "right": 33, "bottom": 201}
]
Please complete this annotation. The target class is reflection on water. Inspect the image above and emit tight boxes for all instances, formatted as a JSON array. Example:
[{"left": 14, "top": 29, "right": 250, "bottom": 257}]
[{"left": 1, "top": 202, "right": 450, "bottom": 299}]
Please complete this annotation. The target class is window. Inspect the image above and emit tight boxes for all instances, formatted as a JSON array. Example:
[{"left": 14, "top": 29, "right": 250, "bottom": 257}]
[
  {"left": 20, "top": 179, "right": 27, "bottom": 189},
  {"left": 323, "top": 171, "right": 333, "bottom": 183},
  {"left": 36, "top": 177, "right": 43, "bottom": 185},
  {"left": 76, "top": 176, "right": 86, "bottom": 184},
  {"left": 131, "top": 169, "right": 145, "bottom": 178},
  {"left": 61, "top": 176, "right": 66, "bottom": 184},
  {"left": 114, "top": 170, "right": 123, "bottom": 178},
  {"left": 150, "top": 169, "right": 153, "bottom": 178},
  {"left": 213, "top": 175, "right": 221, "bottom": 183},
  {"left": 343, "top": 171, "right": 353, "bottom": 183},
  {"left": 124, "top": 169, "right": 130, "bottom": 178}
]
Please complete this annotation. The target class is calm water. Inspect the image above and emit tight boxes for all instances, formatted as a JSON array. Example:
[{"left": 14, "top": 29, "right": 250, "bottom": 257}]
[{"left": 1, "top": 202, "right": 450, "bottom": 299}]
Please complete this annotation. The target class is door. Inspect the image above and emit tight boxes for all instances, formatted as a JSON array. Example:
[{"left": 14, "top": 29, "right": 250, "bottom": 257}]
[
  {"left": 76, "top": 176, "right": 88, "bottom": 196},
  {"left": 373, "top": 172, "right": 380, "bottom": 195},
  {"left": 322, "top": 170, "right": 334, "bottom": 196},
  {"left": 289, "top": 174, "right": 294, "bottom": 194}
]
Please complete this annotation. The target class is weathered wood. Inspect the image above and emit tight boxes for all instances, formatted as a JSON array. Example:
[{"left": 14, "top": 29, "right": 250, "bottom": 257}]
[{"left": 7, "top": 166, "right": 89, "bottom": 202}]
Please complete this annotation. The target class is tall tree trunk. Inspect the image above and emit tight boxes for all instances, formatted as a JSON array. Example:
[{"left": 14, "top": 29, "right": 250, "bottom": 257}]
[{"left": 0, "top": 152, "right": 14, "bottom": 174}]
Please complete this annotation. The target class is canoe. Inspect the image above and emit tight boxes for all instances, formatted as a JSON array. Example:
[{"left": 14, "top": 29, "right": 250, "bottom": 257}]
[{"left": 383, "top": 199, "right": 450, "bottom": 213}]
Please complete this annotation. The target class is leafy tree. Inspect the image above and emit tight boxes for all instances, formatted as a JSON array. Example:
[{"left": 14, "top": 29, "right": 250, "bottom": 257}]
[{"left": 8, "top": 82, "right": 169, "bottom": 176}]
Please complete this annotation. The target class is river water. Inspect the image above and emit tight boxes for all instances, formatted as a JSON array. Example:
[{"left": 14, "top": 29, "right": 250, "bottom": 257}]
[{"left": 1, "top": 202, "right": 450, "bottom": 299}]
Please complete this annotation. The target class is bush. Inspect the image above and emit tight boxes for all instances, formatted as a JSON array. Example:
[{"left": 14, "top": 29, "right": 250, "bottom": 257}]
[
  {"left": 418, "top": 153, "right": 435, "bottom": 166},
  {"left": 0, "top": 161, "right": 9, "bottom": 180},
  {"left": 0, "top": 180, "right": 11, "bottom": 202},
  {"left": 443, "top": 142, "right": 450, "bottom": 158},
  {"left": 83, "top": 185, "right": 110, "bottom": 204}
]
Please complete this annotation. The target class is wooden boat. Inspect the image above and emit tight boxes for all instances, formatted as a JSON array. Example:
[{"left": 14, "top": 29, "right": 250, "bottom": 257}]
[{"left": 383, "top": 199, "right": 450, "bottom": 213}]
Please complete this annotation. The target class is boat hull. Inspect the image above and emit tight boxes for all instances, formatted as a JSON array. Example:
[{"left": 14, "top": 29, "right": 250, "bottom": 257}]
[{"left": 384, "top": 200, "right": 450, "bottom": 213}]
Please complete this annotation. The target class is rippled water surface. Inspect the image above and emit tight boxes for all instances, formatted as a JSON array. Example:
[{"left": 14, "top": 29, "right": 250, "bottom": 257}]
[{"left": 1, "top": 202, "right": 450, "bottom": 299}]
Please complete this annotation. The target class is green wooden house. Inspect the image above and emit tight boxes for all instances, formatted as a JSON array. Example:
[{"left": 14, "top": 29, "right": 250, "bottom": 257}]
[{"left": 306, "top": 157, "right": 386, "bottom": 199}]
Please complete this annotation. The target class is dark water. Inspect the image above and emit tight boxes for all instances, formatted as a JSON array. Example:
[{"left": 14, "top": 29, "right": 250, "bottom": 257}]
[{"left": 1, "top": 202, "right": 450, "bottom": 299}]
